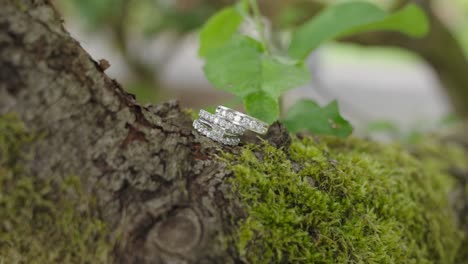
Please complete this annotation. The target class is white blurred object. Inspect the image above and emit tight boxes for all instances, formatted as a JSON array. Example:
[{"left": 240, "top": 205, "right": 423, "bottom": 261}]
[
  {"left": 284, "top": 46, "right": 452, "bottom": 133},
  {"left": 161, "top": 35, "right": 210, "bottom": 90},
  {"left": 65, "top": 22, "right": 132, "bottom": 82}
]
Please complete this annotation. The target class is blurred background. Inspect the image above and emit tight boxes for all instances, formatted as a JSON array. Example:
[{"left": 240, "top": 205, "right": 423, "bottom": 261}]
[{"left": 53, "top": 0, "right": 468, "bottom": 139}]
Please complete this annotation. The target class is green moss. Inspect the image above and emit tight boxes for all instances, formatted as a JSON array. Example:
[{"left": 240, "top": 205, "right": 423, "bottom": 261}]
[
  {"left": 227, "top": 136, "right": 465, "bottom": 264},
  {"left": 0, "top": 114, "right": 111, "bottom": 263},
  {"left": 183, "top": 108, "right": 198, "bottom": 120}
]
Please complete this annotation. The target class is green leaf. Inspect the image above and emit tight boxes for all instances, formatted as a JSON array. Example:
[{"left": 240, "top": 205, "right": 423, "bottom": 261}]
[
  {"left": 198, "top": 7, "right": 243, "bottom": 57},
  {"left": 203, "top": 39, "right": 311, "bottom": 121},
  {"left": 203, "top": 37, "right": 263, "bottom": 97},
  {"left": 288, "top": 2, "right": 429, "bottom": 59},
  {"left": 244, "top": 91, "right": 279, "bottom": 124},
  {"left": 261, "top": 57, "right": 311, "bottom": 98},
  {"left": 344, "top": 4, "right": 429, "bottom": 38},
  {"left": 283, "top": 100, "right": 353, "bottom": 137}
]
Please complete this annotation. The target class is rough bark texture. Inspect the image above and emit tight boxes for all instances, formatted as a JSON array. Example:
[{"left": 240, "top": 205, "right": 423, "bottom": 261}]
[
  {"left": 1, "top": 1, "right": 468, "bottom": 263},
  {"left": 0, "top": 0, "right": 254, "bottom": 262}
]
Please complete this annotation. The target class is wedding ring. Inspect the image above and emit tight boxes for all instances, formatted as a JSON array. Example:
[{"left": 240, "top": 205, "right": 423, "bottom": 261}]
[
  {"left": 193, "top": 119, "right": 240, "bottom": 146},
  {"left": 198, "top": 109, "right": 245, "bottom": 135},
  {"left": 215, "top": 106, "right": 269, "bottom": 134},
  {"left": 193, "top": 105, "right": 270, "bottom": 146}
]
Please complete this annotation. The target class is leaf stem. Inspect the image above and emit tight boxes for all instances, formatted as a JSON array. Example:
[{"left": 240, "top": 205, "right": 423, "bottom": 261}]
[{"left": 248, "top": 0, "right": 269, "bottom": 53}]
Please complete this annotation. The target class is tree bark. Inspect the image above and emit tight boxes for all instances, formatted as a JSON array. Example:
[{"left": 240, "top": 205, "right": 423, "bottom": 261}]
[
  {"left": 0, "top": 0, "right": 252, "bottom": 262},
  {"left": 1, "top": 1, "right": 467, "bottom": 263}
]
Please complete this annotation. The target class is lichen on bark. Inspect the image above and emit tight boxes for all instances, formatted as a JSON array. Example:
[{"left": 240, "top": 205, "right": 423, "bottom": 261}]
[
  {"left": 226, "top": 136, "right": 467, "bottom": 263},
  {"left": 1, "top": 0, "right": 467, "bottom": 263},
  {"left": 0, "top": 114, "right": 111, "bottom": 263}
]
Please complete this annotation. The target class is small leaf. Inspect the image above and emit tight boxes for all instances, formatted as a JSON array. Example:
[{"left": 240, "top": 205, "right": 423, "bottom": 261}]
[
  {"left": 199, "top": 7, "right": 243, "bottom": 57},
  {"left": 288, "top": 2, "right": 429, "bottom": 59},
  {"left": 261, "top": 57, "right": 311, "bottom": 99},
  {"left": 203, "top": 37, "right": 263, "bottom": 97},
  {"left": 244, "top": 91, "right": 279, "bottom": 124},
  {"left": 283, "top": 100, "right": 353, "bottom": 138}
]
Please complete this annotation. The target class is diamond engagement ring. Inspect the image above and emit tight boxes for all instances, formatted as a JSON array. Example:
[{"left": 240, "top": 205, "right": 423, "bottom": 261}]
[
  {"left": 193, "top": 119, "right": 240, "bottom": 146},
  {"left": 198, "top": 109, "right": 245, "bottom": 135},
  {"left": 193, "top": 106, "right": 270, "bottom": 146},
  {"left": 215, "top": 106, "right": 268, "bottom": 135}
]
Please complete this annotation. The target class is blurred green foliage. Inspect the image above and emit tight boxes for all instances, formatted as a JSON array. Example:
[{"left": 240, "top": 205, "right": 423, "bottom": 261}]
[
  {"left": 61, "top": 0, "right": 468, "bottom": 117},
  {"left": 67, "top": 0, "right": 221, "bottom": 36},
  {"left": 69, "top": 0, "right": 123, "bottom": 27},
  {"left": 61, "top": 0, "right": 226, "bottom": 104},
  {"left": 288, "top": 2, "right": 428, "bottom": 59},
  {"left": 365, "top": 113, "right": 461, "bottom": 143}
]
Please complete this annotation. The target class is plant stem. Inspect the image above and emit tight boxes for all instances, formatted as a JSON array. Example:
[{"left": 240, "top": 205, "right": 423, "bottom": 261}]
[{"left": 248, "top": 0, "right": 269, "bottom": 53}]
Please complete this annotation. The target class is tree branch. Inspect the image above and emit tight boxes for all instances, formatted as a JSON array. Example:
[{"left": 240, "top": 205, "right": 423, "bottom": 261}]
[
  {"left": 0, "top": 0, "right": 245, "bottom": 262},
  {"left": 0, "top": 1, "right": 466, "bottom": 263}
]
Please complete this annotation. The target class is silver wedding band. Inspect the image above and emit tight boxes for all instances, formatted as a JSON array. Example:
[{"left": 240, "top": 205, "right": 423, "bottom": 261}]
[
  {"left": 199, "top": 109, "right": 245, "bottom": 135},
  {"left": 215, "top": 106, "right": 268, "bottom": 135},
  {"left": 193, "top": 119, "right": 240, "bottom": 146},
  {"left": 193, "top": 106, "right": 270, "bottom": 146}
]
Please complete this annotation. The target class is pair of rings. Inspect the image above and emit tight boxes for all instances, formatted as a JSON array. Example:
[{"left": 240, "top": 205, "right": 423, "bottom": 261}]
[{"left": 193, "top": 106, "right": 269, "bottom": 146}]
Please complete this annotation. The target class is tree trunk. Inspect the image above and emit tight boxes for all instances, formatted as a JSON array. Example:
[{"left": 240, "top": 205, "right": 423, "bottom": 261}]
[
  {"left": 1, "top": 1, "right": 467, "bottom": 263},
  {"left": 0, "top": 0, "right": 249, "bottom": 262}
]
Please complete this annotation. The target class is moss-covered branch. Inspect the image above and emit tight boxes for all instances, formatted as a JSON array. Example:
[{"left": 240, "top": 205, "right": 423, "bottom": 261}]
[
  {"left": 0, "top": 0, "right": 467, "bottom": 263},
  {"left": 1, "top": 113, "right": 467, "bottom": 263},
  {"left": 226, "top": 136, "right": 467, "bottom": 263}
]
